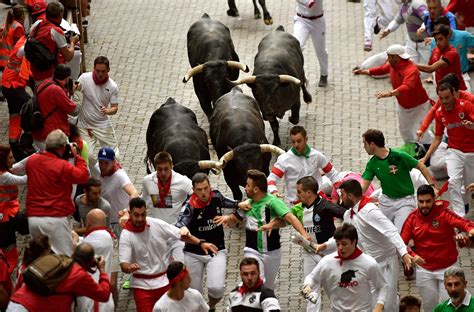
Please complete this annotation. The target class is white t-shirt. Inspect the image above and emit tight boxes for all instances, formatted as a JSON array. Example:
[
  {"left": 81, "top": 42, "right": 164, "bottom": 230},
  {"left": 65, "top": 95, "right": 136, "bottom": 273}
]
[
  {"left": 77, "top": 72, "right": 119, "bottom": 129},
  {"left": 153, "top": 289, "right": 209, "bottom": 312},
  {"left": 119, "top": 217, "right": 181, "bottom": 290},
  {"left": 304, "top": 251, "right": 388, "bottom": 310},
  {"left": 77, "top": 229, "right": 115, "bottom": 312},
  {"left": 97, "top": 167, "right": 132, "bottom": 223},
  {"left": 142, "top": 171, "right": 193, "bottom": 224}
]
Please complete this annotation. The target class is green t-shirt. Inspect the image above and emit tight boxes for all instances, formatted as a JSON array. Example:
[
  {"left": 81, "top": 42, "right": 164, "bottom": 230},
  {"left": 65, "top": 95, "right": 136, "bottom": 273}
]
[
  {"left": 362, "top": 148, "right": 419, "bottom": 199},
  {"left": 291, "top": 203, "right": 304, "bottom": 223},
  {"left": 247, "top": 193, "right": 290, "bottom": 223},
  {"left": 433, "top": 296, "right": 474, "bottom": 312},
  {"left": 245, "top": 193, "right": 290, "bottom": 253}
]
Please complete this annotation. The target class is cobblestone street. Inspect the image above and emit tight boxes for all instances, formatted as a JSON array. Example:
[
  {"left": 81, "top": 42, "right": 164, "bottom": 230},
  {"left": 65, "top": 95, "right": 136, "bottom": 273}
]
[{"left": 0, "top": 0, "right": 472, "bottom": 311}]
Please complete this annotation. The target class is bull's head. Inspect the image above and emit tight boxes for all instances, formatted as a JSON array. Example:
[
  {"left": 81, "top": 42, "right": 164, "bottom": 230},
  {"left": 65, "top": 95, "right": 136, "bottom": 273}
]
[
  {"left": 183, "top": 61, "right": 249, "bottom": 103},
  {"left": 219, "top": 143, "right": 285, "bottom": 185},
  {"left": 230, "top": 74, "right": 301, "bottom": 120}
]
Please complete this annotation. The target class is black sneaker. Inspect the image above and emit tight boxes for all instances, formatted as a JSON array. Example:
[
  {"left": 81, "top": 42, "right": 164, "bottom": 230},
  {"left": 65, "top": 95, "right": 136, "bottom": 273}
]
[
  {"left": 374, "top": 17, "right": 381, "bottom": 35},
  {"left": 318, "top": 75, "right": 328, "bottom": 87}
]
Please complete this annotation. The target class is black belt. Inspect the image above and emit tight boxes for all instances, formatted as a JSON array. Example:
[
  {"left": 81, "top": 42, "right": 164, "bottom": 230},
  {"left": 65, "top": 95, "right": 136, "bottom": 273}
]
[{"left": 296, "top": 13, "right": 323, "bottom": 20}]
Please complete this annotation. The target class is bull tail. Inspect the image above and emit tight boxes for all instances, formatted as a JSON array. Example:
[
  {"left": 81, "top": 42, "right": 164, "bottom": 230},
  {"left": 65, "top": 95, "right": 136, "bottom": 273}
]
[
  {"left": 144, "top": 153, "right": 153, "bottom": 174},
  {"left": 301, "top": 81, "right": 312, "bottom": 104}
]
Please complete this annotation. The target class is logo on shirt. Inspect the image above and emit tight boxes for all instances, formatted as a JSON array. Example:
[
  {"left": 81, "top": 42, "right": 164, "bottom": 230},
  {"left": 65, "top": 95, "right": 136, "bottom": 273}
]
[
  {"left": 431, "top": 219, "right": 440, "bottom": 228},
  {"left": 339, "top": 269, "right": 359, "bottom": 288},
  {"left": 459, "top": 112, "right": 465, "bottom": 120},
  {"left": 249, "top": 294, "right": 256, "bottom": 304},
  {"left": 313, "top": 214, "right": 321, "bottom": 223},
  {"left": 389, "top": 165, "right": 398, "bottom": 175}
]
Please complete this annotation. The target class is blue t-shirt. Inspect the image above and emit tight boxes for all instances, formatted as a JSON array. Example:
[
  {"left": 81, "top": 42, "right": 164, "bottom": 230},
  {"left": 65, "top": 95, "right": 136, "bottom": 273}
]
[{"left": 423, "top": 11, "right": 456, "bottom": 35}]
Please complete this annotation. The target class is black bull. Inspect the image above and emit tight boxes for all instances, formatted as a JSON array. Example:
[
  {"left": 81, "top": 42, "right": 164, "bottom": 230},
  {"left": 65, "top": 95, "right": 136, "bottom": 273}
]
[
  {"left": 183, "top": 13, "right": 248, "bottom": 118},
  {"left": 231, "top": 26, "right": 312, "bottom": 146},
  {"left": 210, "top": 87, "right": 284, "bottom": 200},
  {"left": 145, "top": 98, "right": 220, "bottom": 179}
]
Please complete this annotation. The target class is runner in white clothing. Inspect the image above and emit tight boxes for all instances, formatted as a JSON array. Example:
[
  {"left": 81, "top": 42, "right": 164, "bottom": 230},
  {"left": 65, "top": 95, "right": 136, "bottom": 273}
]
[
  {"left": 96, "top": 147, "right": 139, "bottom": 236},
  {"left": 77, "top": 56, "right": 120, "bottom": 171},
  {"left": 77, "top": 209, "right": 117, "bottom": 312},
  {"left": 142, "top": 152, "right": 193, "bottom": 224},
  {"left": 268, "top": 126, "right": 339, "bottom": 205},
  {"left": 153, "top": 261, "right": 209, "bottom": 312},
  {"left": 119, "top": 197, "right": 217, "bottom": 312},
  {"left": 317, "top": 179, "right": 413, "bottom": 312},
  {"left": 303, "top": 223, "right": 388, "bottom": 311}
]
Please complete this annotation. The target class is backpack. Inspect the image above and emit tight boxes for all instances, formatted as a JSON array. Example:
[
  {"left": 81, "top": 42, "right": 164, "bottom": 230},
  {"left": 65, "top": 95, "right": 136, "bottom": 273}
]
[
  {"left": 24, "top": 22, "right": 58, "bottom": 71},
  {"left": 22, "top": 254, "right": 74, "bottom": 296},
  {"left": 20, "top": 81, "right": 57, "bottom": 132}
]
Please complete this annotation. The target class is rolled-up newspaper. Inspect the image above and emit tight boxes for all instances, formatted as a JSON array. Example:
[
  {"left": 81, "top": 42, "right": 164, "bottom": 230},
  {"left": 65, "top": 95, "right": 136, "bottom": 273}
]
[
  {"left": 291, "top": 232, "right": 318, "bottom": 253},
  {"left": 301, "top": 290, "right": 319, "bottom": 304}
]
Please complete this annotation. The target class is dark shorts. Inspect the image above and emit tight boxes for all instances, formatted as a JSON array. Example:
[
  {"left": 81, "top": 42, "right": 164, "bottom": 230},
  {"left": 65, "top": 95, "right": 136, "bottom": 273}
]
[
  {"left": 0, "top": 211, "right": 29, "bottom": 248},
  {"left": 2, "top": 86, "right": 30, "bottom": 115}
]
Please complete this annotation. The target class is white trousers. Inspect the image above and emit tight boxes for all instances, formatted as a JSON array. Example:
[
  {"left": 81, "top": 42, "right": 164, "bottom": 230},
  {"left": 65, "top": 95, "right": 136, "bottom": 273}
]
[
  {"left": 293, "top": 15, "right": 329, "bottom": 76},
  {"left": 463, "top": 72, "right": 472, "bottom": 93},
  {"left": 398, "top": 101, "right": 433, "bottom": 145},
  {"left": 446, "top": 148, "right": 474, "bottom": 217},
  {"left": 79, "top": 125, "right": 119, "bottom": 174},
  {"left": 378, "top": 194, "right": 416, "bottom": 231},
  {"left": 28, "top": 216, "right": 73, "bottom": 256},
  {"left": 430, "top": 142, "right": 448, "bottom": 179},
  {"left": 416, "top": 266, "right": 450, "bottom": 312},
  {"left": 243, "top": 247, "right": 281, "bottom": 290},
  {"left": 302, "top": 252, "right": 324, "bottom": 311},
  {"left": 184, "top": 249, "right": 227, "bottom": 299},
  {"left": 6, "top": 302, "right": 29, "bottom": 312},
  {"left": 405, "top": 35, "right": 431, "bottom": 79},
  {"left": 363, "top": 0, "right": 393, "bottom": 43},
  {"left": 378, "top": 257, "right": 400, "bottom": 312}
]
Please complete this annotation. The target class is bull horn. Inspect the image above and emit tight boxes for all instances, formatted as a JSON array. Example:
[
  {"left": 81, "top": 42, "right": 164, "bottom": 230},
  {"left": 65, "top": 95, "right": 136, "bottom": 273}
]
[
  {"left": 279, "top": 75, "right": 301, "bottom": 85},
  {"left": 182, "top": 64, "right": 205, "bottom": 83},
  {"left": 227, "top": 61, "right": 250, "bottom": 73},
  {"left": 219, "top": 150, "right": 234, "bottom": 165},
  {"left": 260, "top": 144, "right": 285, "bottom": 155},
  {"left": 198, "top": 160, "right": 223, "bottom": 169},
  {"left": 230, "top": 75, "right": 256, "bottom": 86}
]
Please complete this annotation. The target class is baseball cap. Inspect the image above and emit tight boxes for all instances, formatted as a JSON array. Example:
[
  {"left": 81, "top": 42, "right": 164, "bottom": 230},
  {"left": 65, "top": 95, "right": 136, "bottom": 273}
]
[
  {"left": 386, "top": 44, "right": 411, "bottom": 60},
  {"left": 98, "top": 147, "right": 115, "bottom": 161},
  {"left": 31, "top": 1, "right": 47, "bottom": 16}
]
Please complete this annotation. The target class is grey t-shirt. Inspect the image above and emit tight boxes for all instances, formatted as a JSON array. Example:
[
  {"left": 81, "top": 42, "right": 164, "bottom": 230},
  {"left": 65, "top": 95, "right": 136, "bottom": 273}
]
[{"left": 75, "top": 194, "right": 112, "bottom": 227}]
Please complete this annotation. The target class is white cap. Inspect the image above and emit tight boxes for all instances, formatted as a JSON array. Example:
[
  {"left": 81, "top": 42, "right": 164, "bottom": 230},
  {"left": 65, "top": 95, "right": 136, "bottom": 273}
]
[{"left": 386, "top": 44, "right": 411, "bottom": 59}]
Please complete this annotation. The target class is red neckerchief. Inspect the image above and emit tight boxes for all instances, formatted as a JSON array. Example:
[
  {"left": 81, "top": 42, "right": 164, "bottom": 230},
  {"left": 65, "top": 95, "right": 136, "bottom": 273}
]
[
  {"left": 100, "top": 161, "right": 122, "bottom": 177},
  {"left": 335, "top": 247, "right": 363, "bottom": 266},
  {"left": 93, "top": 71, "right": 109, "bottom": 85},
  {"left": 238, "top": 277, "right": 263, "bottom": 295},
  {"left": 157, "top": 175, "right": 172, "bottom": 207},
  {"left": 189, "top": 193, "right": 212, "bottom": 209},
  {"left": 350, "top": 196, "right": 372, "bottom": 219},
  {"left": 84, "top": 226, "right": 117, "bottom": 239},
  {"left": 123, "top": 219, "right": 149, "bottom": 233}
]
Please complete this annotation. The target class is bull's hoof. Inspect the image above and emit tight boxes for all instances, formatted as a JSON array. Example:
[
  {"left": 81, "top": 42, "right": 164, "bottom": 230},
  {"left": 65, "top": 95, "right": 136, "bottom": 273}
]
[
  {"left": 264, "top": 17, "right": 273, "bottom": 25},
  {"left": 254, "top": 12, "right": 261, "bottom": 19},
  {"left": 289, "top": 116, "right": 299, "bottom": 125},
  {"left": 272, "top": 138, "right": 281, "bottom": 146},
  {"left": 227, "top": 9, "right": 239, "bottom": 17}
]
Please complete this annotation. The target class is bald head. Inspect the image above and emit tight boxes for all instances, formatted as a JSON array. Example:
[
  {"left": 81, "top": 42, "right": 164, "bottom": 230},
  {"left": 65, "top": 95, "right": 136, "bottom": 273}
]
[{"left": 85, "top": 209, "right": 106, "bottom": 230}]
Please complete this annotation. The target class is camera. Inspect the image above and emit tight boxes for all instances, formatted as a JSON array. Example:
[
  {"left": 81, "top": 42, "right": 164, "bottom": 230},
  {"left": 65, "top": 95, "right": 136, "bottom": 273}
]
[
  {"left": 62, "top": 143, "right": 78, "bottom": 159},
  {"left": 65, "top": 30, "right": 80, "bottom": 44}
]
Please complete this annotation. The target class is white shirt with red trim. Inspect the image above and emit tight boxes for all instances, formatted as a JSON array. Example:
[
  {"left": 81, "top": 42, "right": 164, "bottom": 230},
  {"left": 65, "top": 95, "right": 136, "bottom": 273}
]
[
  {"left": 152, "top": 289, "right": 209, "bottom": 312},
  {"left": 77, "top": 229, "right": 115, "bottom": 311},
  {"left": 267, "top": 148, "right": 339, "bottom": 203},
  {"left": 304, "top": 250, "right": 388, "bottom": 311},
  {"left": 119, "top": 217, "right": 181, "bottom": 290},
  {"left": 141, "top": 170, "right": 193, "bottom": 224}
]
